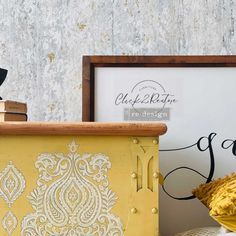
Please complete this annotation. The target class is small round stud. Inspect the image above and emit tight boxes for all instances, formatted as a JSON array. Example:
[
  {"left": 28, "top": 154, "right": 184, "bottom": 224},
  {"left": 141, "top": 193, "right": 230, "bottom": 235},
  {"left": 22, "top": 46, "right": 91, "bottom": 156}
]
[
  {"left": 151, "top": 208, "right": 158, "bottom": 214},
  {"left": 152, "top": 139, "right": 158, "bottom": 145},
  {"left": 153, "top": 172, "right": 158, "bottom": 179},
  {"left": 133, "top": 139, "right": 139, "bottom": 144},
  {"left": 131, "top": 172, "right": 137, "bottom": 179},
  {"left": 131, "top": 207, "right": 137, "bottom": 214}
]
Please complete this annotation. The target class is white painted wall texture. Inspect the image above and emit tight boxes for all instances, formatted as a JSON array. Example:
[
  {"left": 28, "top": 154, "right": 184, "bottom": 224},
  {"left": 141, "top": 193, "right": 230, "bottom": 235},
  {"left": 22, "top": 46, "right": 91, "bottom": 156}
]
[
  {"left": 1, "top": 0, "right": 236, "bottom": 121},
  {"left": 0, "top": 0, "right": 236, "bottom": 235}
]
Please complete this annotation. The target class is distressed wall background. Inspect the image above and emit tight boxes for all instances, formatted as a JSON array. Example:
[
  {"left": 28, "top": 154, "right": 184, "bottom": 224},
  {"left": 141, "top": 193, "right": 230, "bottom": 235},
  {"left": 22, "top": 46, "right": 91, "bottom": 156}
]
[
  {"left": 0, "top": 1, "right": 236, "bottom": 235},
  {"left": 0, "top": 0, "right": 236, "bottom": 121}
]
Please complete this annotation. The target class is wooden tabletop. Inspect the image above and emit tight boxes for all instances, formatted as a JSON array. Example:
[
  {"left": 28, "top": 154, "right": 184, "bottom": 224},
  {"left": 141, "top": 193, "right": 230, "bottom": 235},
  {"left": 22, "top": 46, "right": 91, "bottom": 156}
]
[{"left": 0, "top": 122, "right": 167, "bottom": 136}]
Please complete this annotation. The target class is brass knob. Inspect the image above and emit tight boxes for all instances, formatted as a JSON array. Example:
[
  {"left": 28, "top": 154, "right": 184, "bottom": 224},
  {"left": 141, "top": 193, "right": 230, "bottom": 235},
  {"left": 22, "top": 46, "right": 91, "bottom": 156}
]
[
  {"left": 131, "top": 172, "right": 137, "bottom": 179},
  {"left": 153, "top": 172, "right": 158, "bottom": 179},
  {"left": 131, "top": 207, "right": 137, "bottom": 214},
  {"left": 151, "top": 207, "right": 158, "bottom": 214},
  {"left": 133, "top": 138, "right": 139, "bottom": 144},
  {"left": 152, "top": 139, "right": 158, "bottom": 145}
]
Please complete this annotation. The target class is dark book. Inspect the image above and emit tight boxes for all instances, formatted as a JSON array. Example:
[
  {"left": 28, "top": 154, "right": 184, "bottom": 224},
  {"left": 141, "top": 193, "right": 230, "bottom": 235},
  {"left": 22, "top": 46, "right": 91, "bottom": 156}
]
[
  {"left": 0, "top": 112, "right": 27, "bottom": 121},
  {"left": 0, "top": 100, "right": 27, "bottom": 113}
]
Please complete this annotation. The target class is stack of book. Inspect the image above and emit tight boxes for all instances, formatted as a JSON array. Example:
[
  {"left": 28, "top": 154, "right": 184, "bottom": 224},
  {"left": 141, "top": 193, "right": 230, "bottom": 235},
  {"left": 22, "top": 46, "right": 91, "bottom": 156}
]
[{"left": 0, "top": 100, "right": 27, "bottom": 121}]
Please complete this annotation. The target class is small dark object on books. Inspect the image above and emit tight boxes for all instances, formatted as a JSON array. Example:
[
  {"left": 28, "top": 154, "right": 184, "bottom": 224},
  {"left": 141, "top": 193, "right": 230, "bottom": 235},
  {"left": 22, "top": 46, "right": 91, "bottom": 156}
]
[{"left": 0, "top": 68, "right": 7, "bottom": 100}]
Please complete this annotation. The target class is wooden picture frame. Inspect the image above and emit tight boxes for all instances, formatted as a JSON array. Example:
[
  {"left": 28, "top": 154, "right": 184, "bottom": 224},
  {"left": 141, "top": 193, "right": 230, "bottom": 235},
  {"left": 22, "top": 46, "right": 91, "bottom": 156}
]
[
  {"left": 82, "top": 55, "right": 236, "bottom": 121},
  {"left": 82, "top": 55, "right": 236, "bottom": 235}
]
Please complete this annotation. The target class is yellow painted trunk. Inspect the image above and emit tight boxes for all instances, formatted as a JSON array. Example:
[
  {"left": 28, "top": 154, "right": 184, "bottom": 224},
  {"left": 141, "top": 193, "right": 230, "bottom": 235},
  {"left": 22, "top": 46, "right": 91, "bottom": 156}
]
[{"left": 0, "top": 123, "right": 165, "bottom": 236}]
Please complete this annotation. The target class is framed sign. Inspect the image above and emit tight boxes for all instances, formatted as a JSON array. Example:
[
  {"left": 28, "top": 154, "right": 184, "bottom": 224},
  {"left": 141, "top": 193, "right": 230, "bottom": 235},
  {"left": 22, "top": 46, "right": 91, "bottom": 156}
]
[{"left": 82, "top": 56, "right": 236, "bottom": 235}]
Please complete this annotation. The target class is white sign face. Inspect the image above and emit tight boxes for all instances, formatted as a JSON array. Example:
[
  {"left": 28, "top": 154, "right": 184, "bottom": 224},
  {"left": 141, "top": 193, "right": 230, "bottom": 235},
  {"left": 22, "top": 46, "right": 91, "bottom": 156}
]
[{"left": 95, "top": 67, "right": 236, "bottom": 236}]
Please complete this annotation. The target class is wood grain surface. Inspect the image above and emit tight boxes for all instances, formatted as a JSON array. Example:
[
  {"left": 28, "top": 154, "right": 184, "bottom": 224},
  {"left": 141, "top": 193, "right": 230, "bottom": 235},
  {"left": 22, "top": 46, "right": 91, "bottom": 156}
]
[{"left": 0, "top": 122, "right": 167, "bottom": 136}]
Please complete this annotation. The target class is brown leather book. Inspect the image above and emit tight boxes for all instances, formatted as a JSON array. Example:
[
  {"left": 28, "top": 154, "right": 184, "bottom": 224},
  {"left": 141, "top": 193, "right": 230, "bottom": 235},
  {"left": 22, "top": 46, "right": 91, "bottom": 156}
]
[
  {"left": 0, "top": 112, "right": 27, "bottom": 121},
  {"left": 0, "top": 100, "right": 27, "bottom": 113}
]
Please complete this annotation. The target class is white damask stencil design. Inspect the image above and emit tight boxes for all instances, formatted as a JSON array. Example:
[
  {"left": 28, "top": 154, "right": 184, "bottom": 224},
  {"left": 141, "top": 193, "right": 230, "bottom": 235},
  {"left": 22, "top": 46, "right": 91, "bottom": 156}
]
[
  {"left": 21, "top": 140, "right": 124, "bottom": 236},
  {"left": 2, "top": 211, "right": 18, "bottom": 235},
  {"left": 0, "top": 161, "right": 26, "bottom": 207}
]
